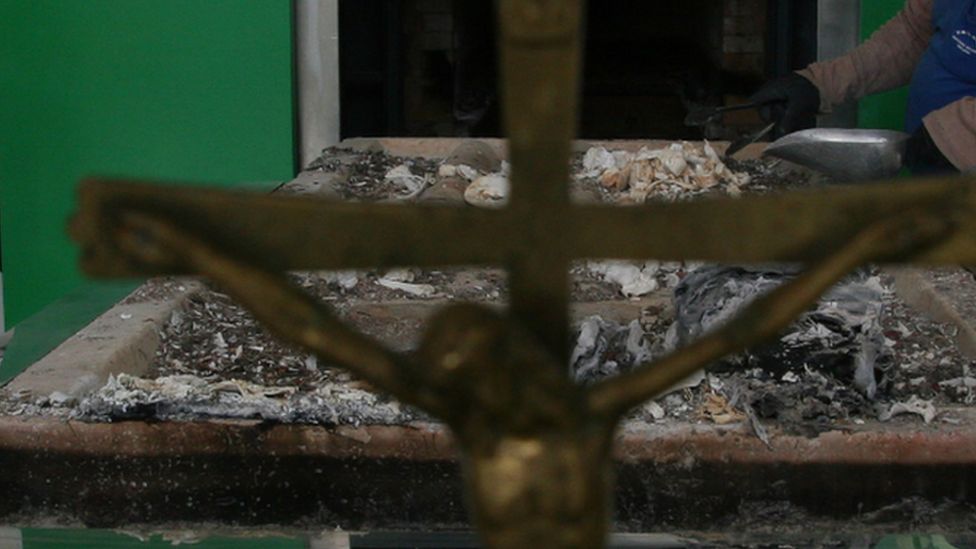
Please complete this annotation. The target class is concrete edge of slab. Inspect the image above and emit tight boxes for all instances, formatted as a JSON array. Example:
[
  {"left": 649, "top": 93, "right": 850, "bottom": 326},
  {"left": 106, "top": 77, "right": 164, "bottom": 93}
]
[
  {"left": 3, "top": 410, "right": 976, "bottom": 463},
  {"left": 3, "top": 281, "right": 205, "bottom": 400},
  {"left": 887, "top": 266, "right": 976, "bottom": 360},
  {"left": 4, "top": 412, "right": 976, "bottom": 530}
]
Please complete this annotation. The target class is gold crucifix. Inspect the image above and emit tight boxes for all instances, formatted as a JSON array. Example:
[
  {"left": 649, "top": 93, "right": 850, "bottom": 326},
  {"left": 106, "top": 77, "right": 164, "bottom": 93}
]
[{"left": 71, "top": 1, "right": 976, "bottom": 548}]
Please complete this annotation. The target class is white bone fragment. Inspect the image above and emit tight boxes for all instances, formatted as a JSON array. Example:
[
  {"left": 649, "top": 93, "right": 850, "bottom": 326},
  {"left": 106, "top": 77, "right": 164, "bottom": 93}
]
[{"left": 464, "top": 174, "right": 509, "bottom": 208}]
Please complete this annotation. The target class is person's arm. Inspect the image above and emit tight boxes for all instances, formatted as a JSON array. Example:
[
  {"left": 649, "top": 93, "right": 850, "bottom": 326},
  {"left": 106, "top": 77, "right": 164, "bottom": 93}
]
[
  {"left": 800, "top": 0, "right": 934, "bottom": 112},
  {"left": 749, "top": 0, "right": 933, "bottom": 136},
  {"left": 923, "top": 98, "right": 976, "bottom": 170}
]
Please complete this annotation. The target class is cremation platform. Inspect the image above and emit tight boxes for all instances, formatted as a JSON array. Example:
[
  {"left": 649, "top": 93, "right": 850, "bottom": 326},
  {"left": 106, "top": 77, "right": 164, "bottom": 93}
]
[{"left": 2, "top": 139, "right": 976, "bottom": 538}]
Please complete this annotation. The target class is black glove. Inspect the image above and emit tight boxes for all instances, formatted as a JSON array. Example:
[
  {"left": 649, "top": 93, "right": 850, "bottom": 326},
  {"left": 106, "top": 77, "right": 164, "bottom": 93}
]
[
  {"left": 903, "top": 123, "right": 956, "bottom": 172},
  {"left": 749, "top": 73, "right": 821, "bottom": 139}
]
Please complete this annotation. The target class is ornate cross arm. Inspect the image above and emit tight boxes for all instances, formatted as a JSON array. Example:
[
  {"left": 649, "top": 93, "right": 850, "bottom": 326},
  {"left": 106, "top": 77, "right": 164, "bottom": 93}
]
[
  {"left": 73, "top": 176, "right": 976, "bottom": 277},
  {"left": 72, "top": 173, "right": 976, "bottom": 382},
  {"left": 585, "top": 211, "right": 955, "bottom": 421},
  {"left": 78, "top": 174, "right": 971, "bottom": 429},
  {"left": 72, "top": 178, "right": 511, "bottom": 278},
  {"left": 572, "top": 178, "right": 976, "bottom": 264}
]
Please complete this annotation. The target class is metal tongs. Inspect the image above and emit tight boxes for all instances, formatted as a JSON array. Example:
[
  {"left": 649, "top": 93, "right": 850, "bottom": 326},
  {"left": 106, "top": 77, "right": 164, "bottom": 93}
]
[
  {"left": 724, "top": 121, "right": 776, "bottom": 158},
  {"left": 684, "top": 100, "right": 772, "bottom": 127},
  {"left": 685, "top": 100, "right": 781, "bottom": 158}
]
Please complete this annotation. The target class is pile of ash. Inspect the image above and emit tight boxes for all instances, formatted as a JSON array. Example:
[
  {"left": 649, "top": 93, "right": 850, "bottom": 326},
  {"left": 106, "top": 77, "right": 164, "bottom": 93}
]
[
  {"left": 567, "top": 264, "right": 976, "bottom": 433},
  {"left": 3, "top": 145, "right": 973, "bottom": 436}
]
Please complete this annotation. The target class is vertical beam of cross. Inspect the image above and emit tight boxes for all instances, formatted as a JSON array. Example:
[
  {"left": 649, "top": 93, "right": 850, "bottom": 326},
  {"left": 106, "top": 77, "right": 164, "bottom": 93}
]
[{"left": 497, "top": 0, "right": 584, "bottom": 362}]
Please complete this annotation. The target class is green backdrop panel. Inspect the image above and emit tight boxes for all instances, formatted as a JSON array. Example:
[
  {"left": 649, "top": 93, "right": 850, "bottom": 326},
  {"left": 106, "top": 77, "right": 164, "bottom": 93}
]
[
  {"left": 858, "top": 0, "right": 911, "bottom": 130},
  {"left": 0, "top": 0, "right": 294, "bottom": 328},
  {"left": 0, "top": 281, "right": 140, "bottom": 385}
]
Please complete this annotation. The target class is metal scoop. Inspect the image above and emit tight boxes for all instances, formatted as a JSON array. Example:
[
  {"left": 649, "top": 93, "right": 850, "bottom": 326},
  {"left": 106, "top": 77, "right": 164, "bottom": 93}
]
[{"left": 763, "top": 128, "right": 910, "bottom": 182}]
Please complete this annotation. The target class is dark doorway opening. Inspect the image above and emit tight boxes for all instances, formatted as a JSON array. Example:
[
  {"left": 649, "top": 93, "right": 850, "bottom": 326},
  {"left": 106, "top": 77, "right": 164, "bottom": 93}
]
[{"left": 337, "top": 0, "right": 817, "bottom": 141}]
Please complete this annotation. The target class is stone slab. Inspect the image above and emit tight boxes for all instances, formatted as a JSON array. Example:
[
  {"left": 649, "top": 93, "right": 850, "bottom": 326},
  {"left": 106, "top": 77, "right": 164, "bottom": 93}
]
[{"left": 3, "top": 138, "right": 976, "bottom": 533}]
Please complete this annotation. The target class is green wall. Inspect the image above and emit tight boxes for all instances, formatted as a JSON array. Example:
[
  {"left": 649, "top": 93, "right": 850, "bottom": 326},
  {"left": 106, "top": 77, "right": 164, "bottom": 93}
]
[
  {"left": 858, "top": 0, "right": 911, "bottom": 130},
  {"left": 0, "top": 1, "right": 294, "bottom": 328}
]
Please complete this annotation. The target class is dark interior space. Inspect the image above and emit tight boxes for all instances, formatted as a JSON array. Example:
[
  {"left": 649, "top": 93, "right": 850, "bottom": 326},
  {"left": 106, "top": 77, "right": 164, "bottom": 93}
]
[
  {"left": 338, "top": 0, "right": 817, "bottom": 141},
  {"left": 581, "top": 1, "right": 726, "bottom": 140},
  {"left": 338, "top": 1, "right": 405, "bottom": 139}
]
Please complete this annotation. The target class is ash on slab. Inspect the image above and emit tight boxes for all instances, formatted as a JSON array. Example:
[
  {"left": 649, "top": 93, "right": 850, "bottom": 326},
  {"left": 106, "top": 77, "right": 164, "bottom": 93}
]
[{"left": 2, "top": 143, "right": 974, "bottom": 435}]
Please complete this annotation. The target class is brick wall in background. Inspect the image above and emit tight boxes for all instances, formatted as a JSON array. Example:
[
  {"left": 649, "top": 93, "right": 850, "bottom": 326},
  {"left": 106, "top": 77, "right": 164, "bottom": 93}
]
[
  {"left": 418, "top": 0, "right": 454, "bottom": 53},
  {"left": 722, "top": 0, "right": 767, "bottom": 76}
]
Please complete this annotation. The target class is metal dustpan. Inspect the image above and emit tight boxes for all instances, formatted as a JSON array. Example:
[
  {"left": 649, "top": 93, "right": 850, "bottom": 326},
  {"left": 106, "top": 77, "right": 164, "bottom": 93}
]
[{"left": 763, "top": 128, "right": 910, "bottom": 181}]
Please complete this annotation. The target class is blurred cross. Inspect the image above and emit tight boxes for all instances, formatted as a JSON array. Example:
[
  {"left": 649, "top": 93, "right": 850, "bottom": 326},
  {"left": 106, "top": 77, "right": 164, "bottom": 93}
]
[{"left": 70, "top": 1, "right": 976, "bottom": 548}]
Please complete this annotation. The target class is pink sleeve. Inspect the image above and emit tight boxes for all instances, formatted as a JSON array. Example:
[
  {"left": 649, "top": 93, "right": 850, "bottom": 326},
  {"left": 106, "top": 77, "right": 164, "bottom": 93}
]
[
  {"left": 924, "top": 98, "right": 976, "bottom": 170},
  {"left": 798, "top": 0, "right": 934, "bottom": 112}
]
